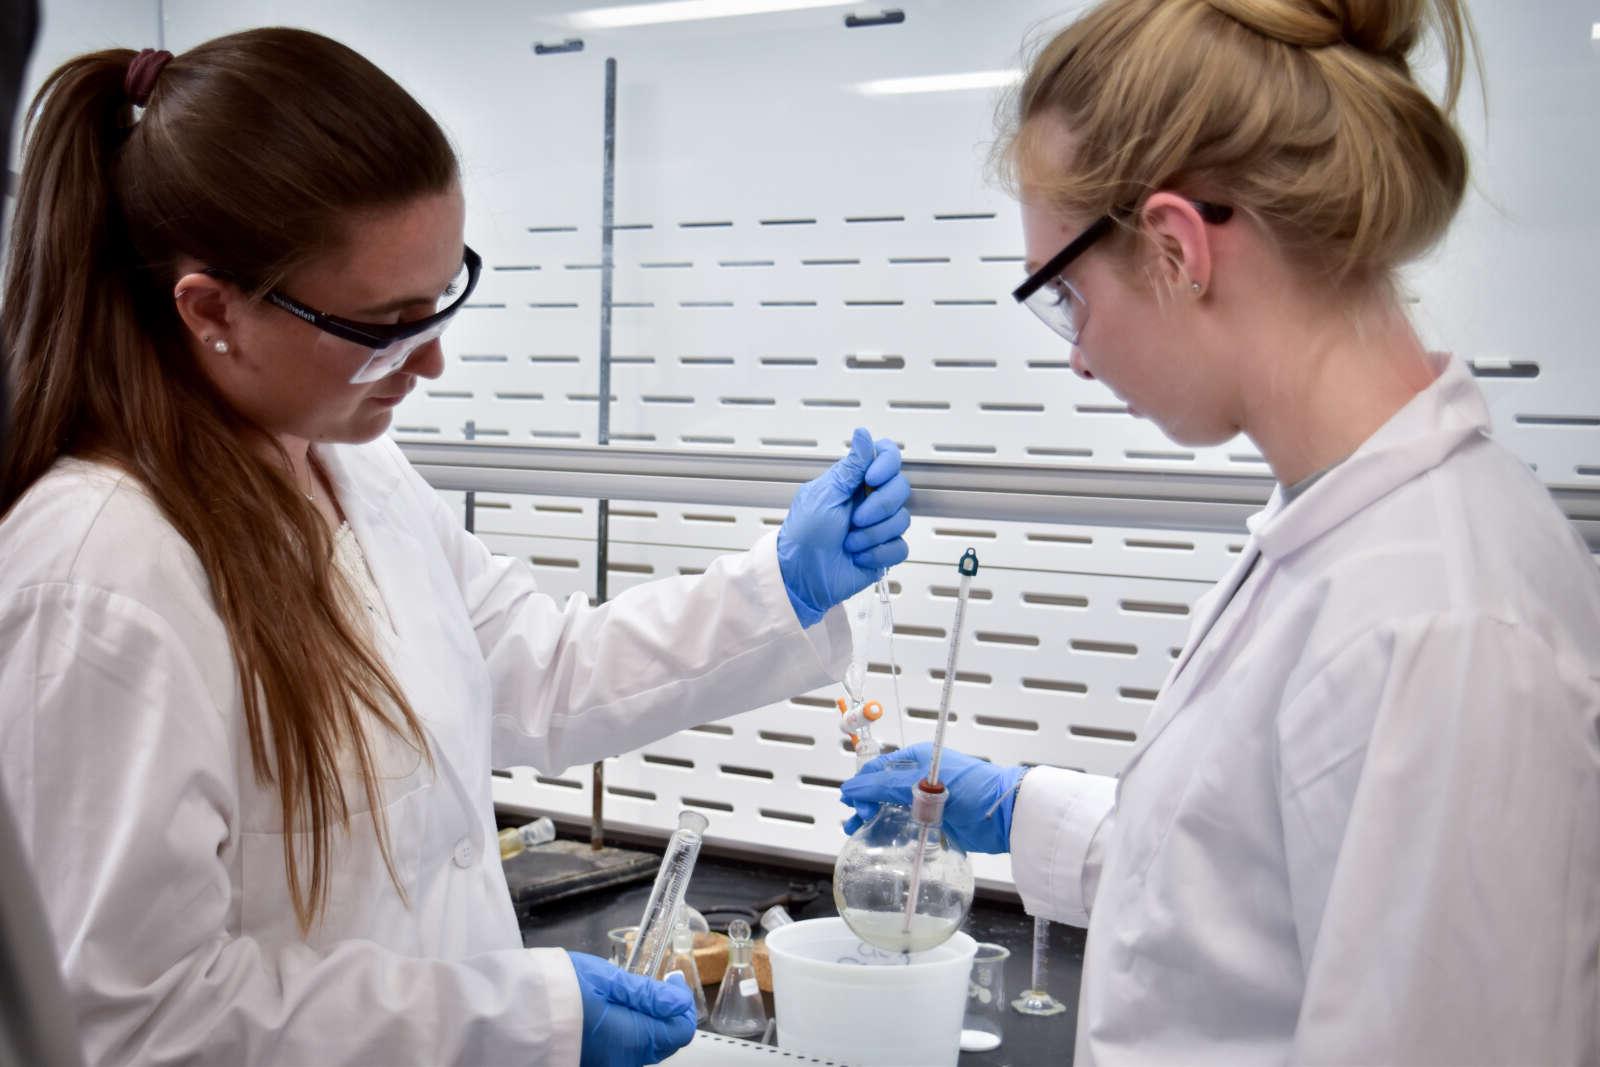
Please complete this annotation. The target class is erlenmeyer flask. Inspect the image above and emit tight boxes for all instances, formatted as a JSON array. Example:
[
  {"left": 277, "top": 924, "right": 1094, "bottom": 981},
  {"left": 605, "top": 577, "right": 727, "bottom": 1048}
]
[
  {"left": 661, "top": 921, "right": 709, "bottom": 1027},
  {"left": 708, "top": 919, "right": 767, "bottom": 1039}
]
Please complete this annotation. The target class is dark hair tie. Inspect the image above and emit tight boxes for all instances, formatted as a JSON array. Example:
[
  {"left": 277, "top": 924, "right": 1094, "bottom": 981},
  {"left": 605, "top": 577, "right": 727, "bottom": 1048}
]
[{"left": 124, "top": 48, "right": 173, "bottom": 107}]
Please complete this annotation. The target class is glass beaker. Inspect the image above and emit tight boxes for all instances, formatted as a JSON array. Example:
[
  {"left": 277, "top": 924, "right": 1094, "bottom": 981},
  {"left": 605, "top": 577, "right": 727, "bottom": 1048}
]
[
  {"left": 960, "top": 942, "right": 1010, "bottom": 1052},
  {"left": 607, "top": 926, "right": 638, "bottom": 968}
]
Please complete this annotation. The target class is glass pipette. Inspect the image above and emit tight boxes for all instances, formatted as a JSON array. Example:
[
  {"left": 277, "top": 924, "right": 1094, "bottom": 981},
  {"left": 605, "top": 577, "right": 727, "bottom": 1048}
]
[{"left": 876, "top": 575, "right": 908, "bottom": 750}]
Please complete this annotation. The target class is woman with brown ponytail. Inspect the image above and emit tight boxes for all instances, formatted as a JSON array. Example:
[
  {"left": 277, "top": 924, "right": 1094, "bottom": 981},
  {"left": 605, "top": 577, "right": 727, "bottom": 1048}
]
[
  {"left": 0, "top": 27, "right": 911, "bottom": 1067},
  {"left": 842, "top": 1, "right": 1600, "bottom": 1063}
]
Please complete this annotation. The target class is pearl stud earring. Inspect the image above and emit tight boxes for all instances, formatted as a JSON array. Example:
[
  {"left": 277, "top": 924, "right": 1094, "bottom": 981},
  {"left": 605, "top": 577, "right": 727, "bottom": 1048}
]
[
  {"left": 212, "top": 339, "right": 230, "bottom": 354},
  {"left": 1190, "top": 281, "right": 1203, "bottom": 295}
]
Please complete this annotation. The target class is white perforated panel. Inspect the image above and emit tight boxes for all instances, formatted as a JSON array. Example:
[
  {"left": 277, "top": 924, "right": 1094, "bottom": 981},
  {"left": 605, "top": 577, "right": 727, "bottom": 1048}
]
[
  {"left": 461, "top": 490, "right": 1223, "bottom": 887},
  {"left": 174, "top": 0, "right": 1591, "bottom": 484},
  {"left": 113, "top": 0, "right": 1598, "bottom": 888}
]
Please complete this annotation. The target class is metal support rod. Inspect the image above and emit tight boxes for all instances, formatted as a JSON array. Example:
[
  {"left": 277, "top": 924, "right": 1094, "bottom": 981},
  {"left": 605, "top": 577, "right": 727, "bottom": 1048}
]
[
  {"left": 590, "top": 756, "right": 605, "bottom": 851},
  {"left": 598, "top": 57, "right": 616, "bottom": 455},
  {"left": 590, "top": 57, "right": 618, "bottom": 853},
  {"left": 398, "top": 440, "right": 1600, "bottom": 551},
  {"left": 462, "top": 420, "right": 476, "bottom": 534}
]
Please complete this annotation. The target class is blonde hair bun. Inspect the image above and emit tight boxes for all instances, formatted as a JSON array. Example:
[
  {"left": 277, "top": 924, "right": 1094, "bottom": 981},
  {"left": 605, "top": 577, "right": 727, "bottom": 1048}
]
[
  {"left": 1001, "top": 0, "right": 1475, "bottom": 282},
  {"left": 1203, "top": 0, "right": 1424, "bottom": 60}
]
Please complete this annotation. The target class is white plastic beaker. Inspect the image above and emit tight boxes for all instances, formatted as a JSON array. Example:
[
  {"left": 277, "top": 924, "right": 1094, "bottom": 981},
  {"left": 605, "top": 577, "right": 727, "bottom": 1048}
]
[{"left": 763, "top": 916, "right": 976, "bottom": 1067}]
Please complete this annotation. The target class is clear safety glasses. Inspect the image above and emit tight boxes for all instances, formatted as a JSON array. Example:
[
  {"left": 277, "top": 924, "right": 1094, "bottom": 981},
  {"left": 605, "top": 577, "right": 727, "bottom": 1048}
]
[
  {"left": 207, "top": 246, "right": 482, "bottom": 384},
  {"left": 1012, "top": 216, "right": 1113, "bottom": 346},
  {"left": 1012, "top": 202, "right": 1232, "bottom": 345}
]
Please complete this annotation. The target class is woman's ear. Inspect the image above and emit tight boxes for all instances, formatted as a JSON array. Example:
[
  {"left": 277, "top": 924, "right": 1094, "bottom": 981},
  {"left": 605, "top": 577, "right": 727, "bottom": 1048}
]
[
  {"left": 172, "top": 272, "right": 238, "bottom": 355},
  {"left": 1139, "top": 193, "right": 1215, "bottom": 298}
]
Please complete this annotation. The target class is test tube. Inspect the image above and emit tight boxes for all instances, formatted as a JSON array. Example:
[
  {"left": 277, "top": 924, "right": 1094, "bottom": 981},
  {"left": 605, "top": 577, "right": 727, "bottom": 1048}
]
[{"left": 624, "top": 810, "right": 709, "bottom": 979}]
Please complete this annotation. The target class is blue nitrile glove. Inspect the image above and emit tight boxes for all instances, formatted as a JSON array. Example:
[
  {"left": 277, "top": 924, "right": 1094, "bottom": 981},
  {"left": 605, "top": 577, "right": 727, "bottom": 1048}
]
[
  {"left": 777, "top": 426, "right": 912, "bottom": 627},
  {"left": 567, "top": 950, "right": 696, "bottom": 1067},
  {"left": 838, "top": 742, "right": 1027, "bottom": 855}
]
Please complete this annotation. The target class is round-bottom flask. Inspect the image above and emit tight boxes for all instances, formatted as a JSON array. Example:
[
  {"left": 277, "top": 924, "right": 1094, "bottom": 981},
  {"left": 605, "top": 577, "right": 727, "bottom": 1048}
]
[{"left": 833, "top": 801, "right": 974, "bottom": 953}]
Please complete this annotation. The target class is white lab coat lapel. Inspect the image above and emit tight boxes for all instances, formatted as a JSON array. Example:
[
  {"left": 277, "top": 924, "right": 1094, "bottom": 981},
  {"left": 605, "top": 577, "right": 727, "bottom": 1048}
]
[
  {"left": 316, "top": 446, "right": 411, "bottom": 648},
  {"left": 313, "top": 445, "right": 486, "bottom": 851},
  {"left": 1117, "top": 506, "right": 1277, "bottom": 786},
  {"left": 1115, "top": 355, "right": 1488, "bottom": 790}
]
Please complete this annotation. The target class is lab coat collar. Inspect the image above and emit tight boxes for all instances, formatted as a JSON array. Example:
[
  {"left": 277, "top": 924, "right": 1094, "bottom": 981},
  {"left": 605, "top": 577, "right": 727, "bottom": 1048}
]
[
  {"left": 313, "top": 440, "right": 404, "bottom": 526},
  {"left": 1118, "top": 354, "right": 1488, "bottom": 787},
  {"left": 1251, "top": 353, "right": 1489, "bottom": 561},
  {"left": 312, "top": 441, "right": 483, "bottom": 850},
  {"left": 312, "top": 442, "right": 434, "bottom": 710}
]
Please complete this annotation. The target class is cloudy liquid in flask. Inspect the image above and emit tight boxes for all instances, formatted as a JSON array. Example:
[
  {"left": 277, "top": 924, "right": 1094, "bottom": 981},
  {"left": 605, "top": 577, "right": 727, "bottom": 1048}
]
[{"left": 838, "top": 908, "right": 963, "bottom": 955}]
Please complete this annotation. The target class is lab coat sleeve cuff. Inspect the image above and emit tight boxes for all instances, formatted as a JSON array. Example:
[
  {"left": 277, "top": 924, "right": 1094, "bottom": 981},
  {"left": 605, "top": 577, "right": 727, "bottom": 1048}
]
[
  {"left": 537, "top": 949, "right": 586, "bottom": 1067},
  {"left": 1010, "top": 766, "right": 1118, "bottom": 927},
  {"left": 752, "top": 529, "right": 852, "bottom": 683}
]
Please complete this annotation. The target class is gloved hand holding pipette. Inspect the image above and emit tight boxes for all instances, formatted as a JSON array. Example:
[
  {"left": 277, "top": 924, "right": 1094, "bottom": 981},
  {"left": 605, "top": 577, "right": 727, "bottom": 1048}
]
[
  {"left": 777, "top": 427, "right": 910, "bottom": 627},
  {"left": 566, "top": 950, "right": 696, "bottom": 1067},
  {"left": 841, "top": 743, "right": 1028, "bottom": 855}
]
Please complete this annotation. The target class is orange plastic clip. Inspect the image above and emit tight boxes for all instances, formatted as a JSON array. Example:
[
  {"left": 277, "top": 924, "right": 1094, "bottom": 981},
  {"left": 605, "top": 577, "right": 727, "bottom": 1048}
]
[{"left": 862, "top": 700, "right": 884, "bottom": 722}]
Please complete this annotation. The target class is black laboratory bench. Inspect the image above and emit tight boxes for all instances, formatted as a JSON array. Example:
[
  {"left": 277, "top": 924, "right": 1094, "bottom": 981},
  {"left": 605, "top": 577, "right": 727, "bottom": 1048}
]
[{"left": 511, "top": 827, "right": 1084, "bottom": 1067}]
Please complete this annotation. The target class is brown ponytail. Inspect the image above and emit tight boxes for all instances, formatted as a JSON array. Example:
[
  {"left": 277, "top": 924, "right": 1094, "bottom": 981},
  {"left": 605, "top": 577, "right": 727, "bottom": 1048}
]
[{"left": 2, "top": 28, "right": 459, "bottom": 932}]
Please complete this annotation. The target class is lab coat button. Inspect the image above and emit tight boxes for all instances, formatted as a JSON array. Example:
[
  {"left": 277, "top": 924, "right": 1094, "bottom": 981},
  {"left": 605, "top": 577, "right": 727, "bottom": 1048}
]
[{"left": 452, "top": 836, "right": 475, "bottom": 868}]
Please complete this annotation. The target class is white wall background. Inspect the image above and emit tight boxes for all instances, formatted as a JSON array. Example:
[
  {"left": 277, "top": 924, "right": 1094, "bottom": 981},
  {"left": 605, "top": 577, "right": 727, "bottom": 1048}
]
[{"left": 18, "top": 0, "right": 1600, "bottom": 888}]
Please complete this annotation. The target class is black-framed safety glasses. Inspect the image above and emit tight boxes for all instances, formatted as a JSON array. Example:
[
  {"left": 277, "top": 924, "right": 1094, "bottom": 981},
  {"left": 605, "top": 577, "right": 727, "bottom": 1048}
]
[
  {"left": 1012, "top": 201, "right": 1233, "bottom": 345},
  {"left": 207, "top": 245, "right": 483, "bottom": 384}
]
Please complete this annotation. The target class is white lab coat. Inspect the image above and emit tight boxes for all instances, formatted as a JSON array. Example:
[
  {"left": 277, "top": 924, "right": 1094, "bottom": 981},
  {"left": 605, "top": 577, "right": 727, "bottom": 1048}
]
[
  {"left": 1010, "top": 354, "right": 1600, "bottom": 1066},
  {"left": 0, "top": 436, "right": 850, "bottom": 1067}
]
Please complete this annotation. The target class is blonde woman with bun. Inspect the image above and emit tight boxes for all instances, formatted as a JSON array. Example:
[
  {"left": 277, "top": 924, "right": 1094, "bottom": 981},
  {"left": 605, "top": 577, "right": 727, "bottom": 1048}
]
[{"left": 842, "top": 1, "right": 1600, "bottom": 1063}]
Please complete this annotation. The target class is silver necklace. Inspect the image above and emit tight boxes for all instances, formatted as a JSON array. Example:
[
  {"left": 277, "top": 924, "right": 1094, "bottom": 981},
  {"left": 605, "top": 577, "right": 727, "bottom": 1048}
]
[{"left": 302, "top": 454, "right": 322, "bottom": 505}]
